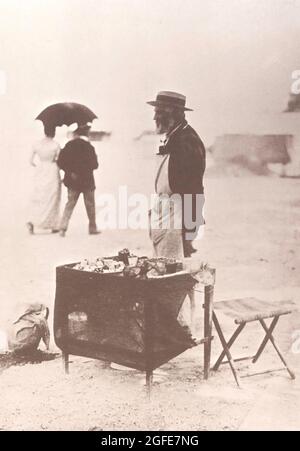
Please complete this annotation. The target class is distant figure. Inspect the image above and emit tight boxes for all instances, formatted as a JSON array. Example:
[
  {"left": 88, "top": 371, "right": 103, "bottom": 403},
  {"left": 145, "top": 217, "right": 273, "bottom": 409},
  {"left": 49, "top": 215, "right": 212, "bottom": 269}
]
[
  {"left": 147, "top": 91, "right": 206, "bottom": 259},
  {"left": 27, "top": 124, "right": 61, "bottom": 234},
  {"left": 57, "top": 124, "right": 100, "bottom": 236}
]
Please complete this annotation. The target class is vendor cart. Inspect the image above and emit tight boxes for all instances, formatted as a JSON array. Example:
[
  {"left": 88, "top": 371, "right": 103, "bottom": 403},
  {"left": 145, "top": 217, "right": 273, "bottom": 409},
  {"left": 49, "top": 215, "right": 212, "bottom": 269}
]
[{"left": 54, "top": 262, "right": 215, "bottom": 393}]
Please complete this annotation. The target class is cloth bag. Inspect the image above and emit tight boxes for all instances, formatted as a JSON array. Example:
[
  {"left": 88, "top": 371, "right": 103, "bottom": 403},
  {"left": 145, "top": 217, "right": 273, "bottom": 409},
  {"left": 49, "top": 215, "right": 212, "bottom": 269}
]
[{"left": 7, "top": 303, "right": 50, "bottom": 353}]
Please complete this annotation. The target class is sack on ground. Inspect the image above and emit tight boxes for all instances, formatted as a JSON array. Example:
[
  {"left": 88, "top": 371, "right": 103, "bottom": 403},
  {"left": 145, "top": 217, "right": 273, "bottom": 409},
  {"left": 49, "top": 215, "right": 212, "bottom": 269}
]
[{"left": 7, "top": 303, "right": 50, "bottom": 353}]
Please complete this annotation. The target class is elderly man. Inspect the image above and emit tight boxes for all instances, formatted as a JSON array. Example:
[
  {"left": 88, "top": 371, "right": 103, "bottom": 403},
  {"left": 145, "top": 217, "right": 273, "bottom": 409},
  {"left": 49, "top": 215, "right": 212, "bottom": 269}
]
[{"left": 147, "top": 91, "right": 206, "bottom": 259}]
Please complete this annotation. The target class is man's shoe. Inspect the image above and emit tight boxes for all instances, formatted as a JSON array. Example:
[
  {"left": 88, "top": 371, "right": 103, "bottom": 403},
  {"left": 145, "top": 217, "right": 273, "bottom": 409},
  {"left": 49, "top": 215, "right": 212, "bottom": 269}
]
[
  {"left": 59, "top": 230, "right": 66, "bottom": 237},
  {"left": 89, "top": 229, "right": 101, "bottom": 235},
  {"left": 26, "top": 222, "right": 34, "bottom": 235}
]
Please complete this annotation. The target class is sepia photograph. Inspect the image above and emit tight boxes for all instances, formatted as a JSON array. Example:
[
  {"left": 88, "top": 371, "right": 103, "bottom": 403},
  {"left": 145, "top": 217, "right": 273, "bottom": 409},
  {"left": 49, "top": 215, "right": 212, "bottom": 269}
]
[{"left": 0, "top": 0, "right": 299, "bottom": 432}]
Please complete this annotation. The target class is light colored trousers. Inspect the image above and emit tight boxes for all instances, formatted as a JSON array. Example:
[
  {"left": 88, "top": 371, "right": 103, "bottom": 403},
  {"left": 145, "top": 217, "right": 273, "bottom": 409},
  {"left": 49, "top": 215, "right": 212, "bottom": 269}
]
[{"left": 60, "top": 188, "right": 97, "bottom": 232}]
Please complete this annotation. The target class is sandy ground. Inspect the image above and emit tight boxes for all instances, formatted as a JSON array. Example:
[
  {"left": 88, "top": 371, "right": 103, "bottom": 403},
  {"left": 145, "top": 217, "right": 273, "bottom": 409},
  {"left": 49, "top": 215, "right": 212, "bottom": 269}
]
[{"left": 0, "top": 137, "right": 300, "bottom": 430}]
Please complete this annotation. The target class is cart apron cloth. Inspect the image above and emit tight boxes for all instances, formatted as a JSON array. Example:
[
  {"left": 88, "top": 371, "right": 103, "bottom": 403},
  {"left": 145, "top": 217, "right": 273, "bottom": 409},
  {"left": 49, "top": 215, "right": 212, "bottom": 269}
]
[{"left": 149, "top": 154, "right": 184, "bottom": 259}]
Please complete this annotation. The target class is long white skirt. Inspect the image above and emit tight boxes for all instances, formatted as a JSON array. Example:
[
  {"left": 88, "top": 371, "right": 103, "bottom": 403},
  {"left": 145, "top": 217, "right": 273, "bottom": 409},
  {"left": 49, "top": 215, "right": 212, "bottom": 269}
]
[{"left": 29, "top": 162, "right": 61, "bottom": 230}]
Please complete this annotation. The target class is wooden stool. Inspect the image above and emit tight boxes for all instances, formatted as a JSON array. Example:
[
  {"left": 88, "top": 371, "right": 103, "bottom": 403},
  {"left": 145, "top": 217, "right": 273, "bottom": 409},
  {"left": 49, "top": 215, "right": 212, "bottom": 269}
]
[{"left": 212, "top": 297, "right": 296, "bottom": 387}]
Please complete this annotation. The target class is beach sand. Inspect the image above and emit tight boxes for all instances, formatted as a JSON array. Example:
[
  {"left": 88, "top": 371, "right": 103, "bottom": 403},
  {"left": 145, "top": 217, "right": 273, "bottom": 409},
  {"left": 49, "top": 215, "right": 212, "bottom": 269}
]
[{"left": 0, "top": 137, "right": 300, "bottom": 430}]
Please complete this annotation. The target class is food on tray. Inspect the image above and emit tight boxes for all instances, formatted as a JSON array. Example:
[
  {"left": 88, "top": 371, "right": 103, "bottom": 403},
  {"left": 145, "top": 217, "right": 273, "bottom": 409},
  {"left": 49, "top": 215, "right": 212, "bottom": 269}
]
[
  {"left": 74, "top": 258, "right": 125, "bottom": 273},
  {"left": 128, "top": 255, "right": 138, "bottom": 267},
  {"left": 73, "top": 250, "right": 185, "bottom": 277},
  {"left": 118, "top": 248, "right": 130, "bottom": 265},
  {"left": 103, "top": 260, "right": 125, "bottom": 273},
  {"left": 123, "top": 256, "right": 183, "bottom": 278},
  {"left": 123, "top": 266, "right": 141, "bottom": 278},
  {"left": 148, "top": 260, "right": 166, "bottom": 276},
  {"left": 123, "top": 258, "right": 151, "bottom": 278}
]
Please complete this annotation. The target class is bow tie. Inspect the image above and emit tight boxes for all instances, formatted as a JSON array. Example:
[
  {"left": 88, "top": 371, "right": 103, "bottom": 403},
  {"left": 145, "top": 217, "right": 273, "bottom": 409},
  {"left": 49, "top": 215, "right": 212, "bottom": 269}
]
[
  {"left": 156, "top": 136, "right": 169, "bottom": 155},
  {"left": 157, "top": 144, "right": 169, "bottom": 155},
  {"left": 156, "top": 121, "right": 186, "bottom": 155}
]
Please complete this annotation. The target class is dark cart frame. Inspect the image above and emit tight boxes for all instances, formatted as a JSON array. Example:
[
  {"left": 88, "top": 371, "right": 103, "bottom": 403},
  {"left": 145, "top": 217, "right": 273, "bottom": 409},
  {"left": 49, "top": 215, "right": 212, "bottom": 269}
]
[{"left": 54, "top": 263, "right": 215, "bottom": 395}]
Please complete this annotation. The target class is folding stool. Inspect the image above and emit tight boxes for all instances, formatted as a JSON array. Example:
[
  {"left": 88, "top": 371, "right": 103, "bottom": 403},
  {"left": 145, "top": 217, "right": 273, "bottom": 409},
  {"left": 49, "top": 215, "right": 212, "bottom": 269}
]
[{"left": 212, "top": 297, "right": 296, "bottom": 387}]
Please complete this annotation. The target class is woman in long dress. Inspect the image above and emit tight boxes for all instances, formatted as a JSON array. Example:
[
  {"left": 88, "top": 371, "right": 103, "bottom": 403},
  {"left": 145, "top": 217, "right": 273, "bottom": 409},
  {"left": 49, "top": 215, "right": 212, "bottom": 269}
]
[{"left": 27, "top": 124, "right": 61, "bottom": 234}]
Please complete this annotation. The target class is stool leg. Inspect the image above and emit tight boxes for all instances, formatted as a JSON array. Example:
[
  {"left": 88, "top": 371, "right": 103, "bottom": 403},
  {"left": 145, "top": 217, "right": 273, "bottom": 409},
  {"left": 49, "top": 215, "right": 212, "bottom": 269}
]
[
  {"left": 259, "top": 319, "right": 296, "bottom": 380},
  {"left": 63, "top": 351, "right": 69, "bottom": 374},
  {"left": 146, "top": 370, "right": 153, "bottom": 399},
  {"left": 213, "top": 312, "right": 241, "bottom": 387},
  {"left": 213, "top": 322, "right": 246, "bottom": 371},
  {"left": 252, "top": 316, "right": 279, "bottom": 364}
]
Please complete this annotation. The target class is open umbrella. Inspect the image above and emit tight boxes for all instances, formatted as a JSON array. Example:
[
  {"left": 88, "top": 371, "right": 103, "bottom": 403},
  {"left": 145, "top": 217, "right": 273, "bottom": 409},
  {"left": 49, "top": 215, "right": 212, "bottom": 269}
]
[{"left": 35, "top": 102, "right": 98, "bottom": 127}]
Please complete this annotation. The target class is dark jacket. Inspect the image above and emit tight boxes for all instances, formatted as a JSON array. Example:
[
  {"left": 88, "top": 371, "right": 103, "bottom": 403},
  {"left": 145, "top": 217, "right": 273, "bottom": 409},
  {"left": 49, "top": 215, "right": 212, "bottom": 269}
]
[
  {"left": 159, "top": 120, "right": 206, "bottom": 242},
  {"left": 57, "top": 138, "right": 98, "bottom": 192},
  {"left": 165, "top": 120, "right": 206, "bottom": 195},
  {"left": 160, "top": 121, "right": 205, "bottom": 194}
]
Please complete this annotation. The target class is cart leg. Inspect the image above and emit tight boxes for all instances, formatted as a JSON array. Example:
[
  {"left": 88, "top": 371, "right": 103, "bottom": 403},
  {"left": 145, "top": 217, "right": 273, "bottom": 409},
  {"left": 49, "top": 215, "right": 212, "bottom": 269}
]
[
  {"left": 63, "top": 351, "right": 69, "bottom": 374},
  {"left": 146, "top": 370, "right": 153, "bottom": 399},
  {"left": 204, "top": 284, "right": 214, "bottom": 380},
  {"left": 188, "top": 289, "right": 196, "bottom": 332}
]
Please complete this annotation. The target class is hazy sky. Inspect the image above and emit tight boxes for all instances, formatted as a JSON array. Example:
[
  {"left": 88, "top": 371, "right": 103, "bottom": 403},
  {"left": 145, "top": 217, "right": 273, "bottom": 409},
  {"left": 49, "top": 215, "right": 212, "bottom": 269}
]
[{"left": 0, "top": 0, "right": 300, "bottom": 145}]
